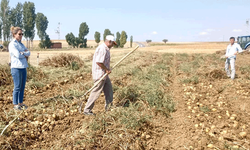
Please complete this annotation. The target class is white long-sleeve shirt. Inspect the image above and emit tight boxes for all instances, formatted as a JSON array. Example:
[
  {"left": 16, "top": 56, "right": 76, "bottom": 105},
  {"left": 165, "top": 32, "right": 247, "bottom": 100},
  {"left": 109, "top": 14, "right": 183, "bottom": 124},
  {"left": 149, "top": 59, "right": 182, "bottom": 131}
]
[
  {"left": 9, "top": 39, "right": 30, "bottom": 68},
  {"left": 225, "top": 43, "right": 243, "bottom": 59}
]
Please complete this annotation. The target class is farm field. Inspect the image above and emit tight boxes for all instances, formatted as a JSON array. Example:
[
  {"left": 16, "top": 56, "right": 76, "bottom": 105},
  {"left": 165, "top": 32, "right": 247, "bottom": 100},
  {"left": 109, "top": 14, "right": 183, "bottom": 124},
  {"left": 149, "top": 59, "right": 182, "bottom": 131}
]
[
  {"left": 0, "top": 42, "right": 250, "bottom": 149},
  {"left": 0, "top": 41, "right": 227, "bottom": 66}
]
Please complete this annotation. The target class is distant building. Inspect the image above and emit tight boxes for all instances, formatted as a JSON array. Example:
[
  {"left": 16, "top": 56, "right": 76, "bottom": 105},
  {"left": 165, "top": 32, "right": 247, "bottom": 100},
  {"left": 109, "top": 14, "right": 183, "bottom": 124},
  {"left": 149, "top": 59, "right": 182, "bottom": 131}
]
[{"left": 51, "top": 42, "right": 62, "bottom": 49}]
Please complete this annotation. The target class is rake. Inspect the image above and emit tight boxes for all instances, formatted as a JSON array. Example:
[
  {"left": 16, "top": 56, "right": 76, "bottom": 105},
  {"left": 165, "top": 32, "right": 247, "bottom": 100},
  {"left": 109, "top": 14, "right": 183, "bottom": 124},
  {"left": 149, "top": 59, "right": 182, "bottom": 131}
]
[{"left": 79, "top": 45, "right": 140, "bottom": 113}]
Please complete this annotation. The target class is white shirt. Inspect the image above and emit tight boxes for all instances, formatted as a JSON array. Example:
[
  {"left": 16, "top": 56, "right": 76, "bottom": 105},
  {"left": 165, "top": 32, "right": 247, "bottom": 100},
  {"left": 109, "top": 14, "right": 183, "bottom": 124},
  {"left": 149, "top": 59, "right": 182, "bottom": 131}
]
[
  {"left": 92, "top": 43, "right": 110, "bottom": 80},
  {"left": 226, "top": 43, "right": 242, "bottom": 59}
]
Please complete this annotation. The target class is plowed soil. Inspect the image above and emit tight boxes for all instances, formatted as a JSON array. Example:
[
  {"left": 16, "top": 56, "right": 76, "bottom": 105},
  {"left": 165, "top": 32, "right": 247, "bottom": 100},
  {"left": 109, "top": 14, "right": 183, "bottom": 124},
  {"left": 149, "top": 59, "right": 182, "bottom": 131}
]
[{"left": 0, "top": 43, "right": 250, "bottom": 150}]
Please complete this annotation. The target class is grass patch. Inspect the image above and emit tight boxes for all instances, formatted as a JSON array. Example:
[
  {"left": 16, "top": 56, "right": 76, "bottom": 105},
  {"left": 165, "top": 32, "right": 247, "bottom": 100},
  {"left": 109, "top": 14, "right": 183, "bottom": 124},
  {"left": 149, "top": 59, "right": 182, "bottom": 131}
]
[
  {"left": 200, "top": 106, "right": 211, "bottom": 113},
  {"left": 240, "top": 65, "right": 250, "bottom": 74},
  {"left": 179, "top": 63, "right": 193, "bottom": 73},
  {"left": 126, "top": 53, "right": 175, "bottom": 116},
  {"left": 181, "top": 76, "right": 199, "bottom": 84},
  {"left": 28, "top": 79, "right": 45, "bottom": 89},
  {"left": 85, "top": 103, "right": 152, "bottom": 149}
]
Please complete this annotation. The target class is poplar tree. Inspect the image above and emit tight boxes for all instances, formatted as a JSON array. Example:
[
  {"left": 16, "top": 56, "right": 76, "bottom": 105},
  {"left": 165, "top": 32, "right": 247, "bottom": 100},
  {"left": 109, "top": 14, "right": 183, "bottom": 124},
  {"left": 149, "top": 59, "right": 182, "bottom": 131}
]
[
  {"left": 23, "top": 1, "right": 36, "bottom": 48},
  {"left": 94, "top": 31, "right": 100, "bottom": 45},
  {"left": 120, "top": 31, "right": 127, "bottom": 48}
]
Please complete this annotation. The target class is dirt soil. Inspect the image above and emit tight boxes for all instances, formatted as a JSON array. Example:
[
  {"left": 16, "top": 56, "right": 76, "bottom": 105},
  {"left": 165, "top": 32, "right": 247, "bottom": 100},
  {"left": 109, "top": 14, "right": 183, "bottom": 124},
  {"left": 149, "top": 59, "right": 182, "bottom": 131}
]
[
  {"left": 0, "top": 43, "right": 250, "bottom": 150},
  {"left": 154, "top": 52, "right": 250, "bottom": 150}
]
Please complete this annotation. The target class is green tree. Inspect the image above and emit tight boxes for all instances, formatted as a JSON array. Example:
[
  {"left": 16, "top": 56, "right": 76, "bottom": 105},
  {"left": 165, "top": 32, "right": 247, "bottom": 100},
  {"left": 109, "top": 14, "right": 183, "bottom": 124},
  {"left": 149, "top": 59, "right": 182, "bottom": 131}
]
[
  {"left": 65, "top": 32, "right": 76, "bottom": 48},
  {"left": 146, "top": 39, "right": 152, "bottom": 43},
  {"left": 103, "top": 29, "right": 111, "bottom": 41},
  {"left": 114, "top": 32, "right": 120, "bottom": 48},
  {"left": 9, "top": 2, "right": 22, "bottom": 28},
  {"left": 94, "top": 31, "right": 100, "bottom": 45},
  {"left": 75, "top": 37, "right": 81, "bottom": 48},
  {"left": 39, "top": 34, "right": 52, "bottom": 49},
  {"left": 35, "top": 12, "right": 48, "bottom": 41},
  {"left": 23, "top": 1, "right": 36, "bottom": 48},
  {"left": 0, "top": 0, "right": 10, "bottom": 42},
  {"left": 5, "top": 9, "right": 11, "bottom": 41},
  {"left": 15, "top": 3, "right": 23, "bottom": 28},
  {"left": 120, "top": 31, "right": 127, "bottom": 48},
  {"left": 78, "top": 22, "right": 89, "bottom": 48},
  {"left": 30, "top": 29, "right": 35, "bottom": 48},
  {"left": 130, "top": 35, "right": 133, "bottom": 47},
  {"left": 9, "top": 8, "right": 16, "bottom": 26},
  {"left": 163, "top": 39, "right": 168, "bottom": 43},
  {"left": 35, "top": 12, "right": 49, "bottom": 49},
  {"left": 0, "top": 22, "right": 2, "bottom": 42}
]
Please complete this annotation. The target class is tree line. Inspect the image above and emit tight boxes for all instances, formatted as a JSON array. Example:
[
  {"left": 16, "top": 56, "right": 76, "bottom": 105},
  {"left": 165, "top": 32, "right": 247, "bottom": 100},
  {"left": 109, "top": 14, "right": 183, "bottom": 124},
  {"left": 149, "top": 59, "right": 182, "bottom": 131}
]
[
  {"left": 66, "top": 26, "right": 134, "bottom": 48},
  {"left": 1, "top": 0, "right": 134, "bottom": 49},
  {"left": 96, "top": 29, "right": 132, "bottom": 48},
  {"left": 0, "top": 0, "right": 51, "bottom": 49}
]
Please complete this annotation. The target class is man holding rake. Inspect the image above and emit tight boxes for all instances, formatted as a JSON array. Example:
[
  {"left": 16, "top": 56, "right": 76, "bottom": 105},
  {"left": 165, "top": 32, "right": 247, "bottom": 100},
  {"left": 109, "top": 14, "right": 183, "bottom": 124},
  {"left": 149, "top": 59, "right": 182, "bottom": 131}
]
[{"left": 83, "top": 35, "right": 117, "bottom": 115}]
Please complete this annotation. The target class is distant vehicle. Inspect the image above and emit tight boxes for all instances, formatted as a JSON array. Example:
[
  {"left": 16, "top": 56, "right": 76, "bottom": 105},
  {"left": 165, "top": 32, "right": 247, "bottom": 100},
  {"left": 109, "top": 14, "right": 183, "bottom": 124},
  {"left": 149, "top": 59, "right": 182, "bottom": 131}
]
[{"left": 237, "top": 35, "right": 250, "bottom": 51}]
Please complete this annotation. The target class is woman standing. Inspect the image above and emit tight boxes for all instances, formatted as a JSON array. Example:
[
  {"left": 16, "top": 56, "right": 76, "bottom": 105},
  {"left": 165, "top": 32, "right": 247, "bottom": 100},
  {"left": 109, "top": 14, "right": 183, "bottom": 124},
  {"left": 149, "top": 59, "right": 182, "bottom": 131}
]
[{"left": 9, "top": 26, "right": 30, "bottom": 110}]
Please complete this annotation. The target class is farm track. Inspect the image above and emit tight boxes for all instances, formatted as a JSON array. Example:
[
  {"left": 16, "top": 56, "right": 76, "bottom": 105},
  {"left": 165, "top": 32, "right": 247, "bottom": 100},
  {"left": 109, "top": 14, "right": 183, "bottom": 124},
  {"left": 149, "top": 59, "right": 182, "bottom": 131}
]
[{"left": 157, "top": 53, "right": 193, "bottom": 149}]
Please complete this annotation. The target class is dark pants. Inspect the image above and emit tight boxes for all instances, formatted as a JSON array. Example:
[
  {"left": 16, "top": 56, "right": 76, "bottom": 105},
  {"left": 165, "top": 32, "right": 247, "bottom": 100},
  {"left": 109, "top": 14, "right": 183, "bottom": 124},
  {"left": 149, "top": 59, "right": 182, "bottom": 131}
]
[{"left": 11, "top": 68, "right": 27, "bottom": 105}]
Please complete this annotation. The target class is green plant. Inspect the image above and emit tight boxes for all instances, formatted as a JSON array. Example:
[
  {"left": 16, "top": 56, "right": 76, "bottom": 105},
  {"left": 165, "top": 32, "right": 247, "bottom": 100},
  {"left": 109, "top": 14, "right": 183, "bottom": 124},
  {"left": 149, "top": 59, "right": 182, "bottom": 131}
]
[
  {"left": 179, "top": 63, "right": 193, "bottom": 73},
  {"left": 181, "top": 76, "right": 199, "bottom": 84},
  {"left": 70, "top": 61, "right": 80, "bottom": 70},
  {"left": 200, "top": 106, "right": 211, "bottom": 113},
  {"left": 28, "top": 79, "right": 44, "bottom": 89},
  {"left": 27, "top": 63, "right": 46, "bottom": 81},
  {"left": 240, "top": 65, "right": 250, "bottom": 74},
  {"left": 3, "top": 41, "right": 10, "bottom": 48},
  {"left": 118, "top": 108, "right": 151, "bottom": 129}
]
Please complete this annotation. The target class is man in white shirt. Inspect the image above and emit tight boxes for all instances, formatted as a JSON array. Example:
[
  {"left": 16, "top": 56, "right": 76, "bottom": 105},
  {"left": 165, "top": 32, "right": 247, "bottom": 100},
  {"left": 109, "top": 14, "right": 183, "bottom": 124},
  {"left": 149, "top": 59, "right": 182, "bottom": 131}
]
[
  {"left": 225, "top": 37, "right": 243, "bottom": 79},
  {"left": 83, "top": 35, "right": 117, "bottom": 115}
]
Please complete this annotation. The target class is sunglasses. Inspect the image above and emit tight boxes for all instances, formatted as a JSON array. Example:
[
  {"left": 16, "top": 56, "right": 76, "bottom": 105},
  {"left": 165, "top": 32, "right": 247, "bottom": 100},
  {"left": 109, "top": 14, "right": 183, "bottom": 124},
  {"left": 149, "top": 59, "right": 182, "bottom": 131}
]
[{"left": 18, "top": 33, "right": 23, "bottom": 36}]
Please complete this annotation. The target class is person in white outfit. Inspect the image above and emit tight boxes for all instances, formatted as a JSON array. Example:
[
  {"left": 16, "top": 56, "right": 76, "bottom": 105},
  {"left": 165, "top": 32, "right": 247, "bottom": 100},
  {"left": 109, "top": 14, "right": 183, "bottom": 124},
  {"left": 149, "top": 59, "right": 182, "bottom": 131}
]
[{"left": 225, "top": 37, "right": 243, "bottom": 80}]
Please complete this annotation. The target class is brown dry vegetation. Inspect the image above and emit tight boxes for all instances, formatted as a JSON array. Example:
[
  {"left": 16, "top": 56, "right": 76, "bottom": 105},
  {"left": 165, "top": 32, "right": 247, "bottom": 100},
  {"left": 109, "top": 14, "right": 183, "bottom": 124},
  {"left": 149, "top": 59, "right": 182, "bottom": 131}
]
[
  {"left": 0, "top": 43, "right": 250, "bottom": 149},
  {"left": 39, "top": 53, "right": 84, "bottom": 70}
]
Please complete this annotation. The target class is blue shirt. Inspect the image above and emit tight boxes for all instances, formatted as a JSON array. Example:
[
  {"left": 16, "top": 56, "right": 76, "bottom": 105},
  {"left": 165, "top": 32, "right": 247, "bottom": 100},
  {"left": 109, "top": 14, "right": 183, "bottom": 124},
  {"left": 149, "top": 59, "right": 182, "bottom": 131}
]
[
  {"left": 225, "top": 43, "right": 243, "bottom": 59},
  {"left": 9, "top": 39, "right": 30, "bottom": 68}
]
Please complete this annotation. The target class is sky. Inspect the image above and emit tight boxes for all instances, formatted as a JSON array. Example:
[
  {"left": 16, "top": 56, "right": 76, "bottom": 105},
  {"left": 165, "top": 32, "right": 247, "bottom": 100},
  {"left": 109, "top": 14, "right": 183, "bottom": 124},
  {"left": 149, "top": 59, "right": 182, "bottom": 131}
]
[{"left": 9, "top": 0, "right": 250, "bottom": 42}]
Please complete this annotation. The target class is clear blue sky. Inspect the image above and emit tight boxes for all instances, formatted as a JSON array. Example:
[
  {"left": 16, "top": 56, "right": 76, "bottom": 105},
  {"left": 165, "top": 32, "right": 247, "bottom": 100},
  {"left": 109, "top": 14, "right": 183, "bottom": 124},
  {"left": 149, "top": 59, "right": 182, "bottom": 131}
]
[{"left": 9, "top": 0, "right": 250, "bottom": 42}]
